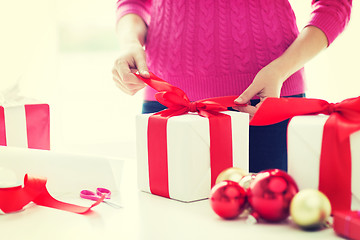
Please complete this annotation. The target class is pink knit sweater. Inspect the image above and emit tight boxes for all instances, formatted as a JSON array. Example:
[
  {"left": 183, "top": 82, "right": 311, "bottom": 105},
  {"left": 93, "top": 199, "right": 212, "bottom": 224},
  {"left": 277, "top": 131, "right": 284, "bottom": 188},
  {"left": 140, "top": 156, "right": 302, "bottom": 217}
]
[{"left": 116, "top": 0, "right": 352, "bottom": 101}]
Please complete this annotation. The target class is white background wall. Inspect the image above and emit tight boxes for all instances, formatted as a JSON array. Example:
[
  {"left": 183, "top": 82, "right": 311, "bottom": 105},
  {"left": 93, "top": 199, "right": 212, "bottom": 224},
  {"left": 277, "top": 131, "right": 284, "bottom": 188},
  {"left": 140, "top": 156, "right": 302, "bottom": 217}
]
[
  {"left": 0, "top": 1, "right": 57, "bottom": 98},
  {"left": 1, "top": 1, "right": 359, "bottom": 101},
  {"left": 290, "top": 0, "right": 360, "bottom": 102}
]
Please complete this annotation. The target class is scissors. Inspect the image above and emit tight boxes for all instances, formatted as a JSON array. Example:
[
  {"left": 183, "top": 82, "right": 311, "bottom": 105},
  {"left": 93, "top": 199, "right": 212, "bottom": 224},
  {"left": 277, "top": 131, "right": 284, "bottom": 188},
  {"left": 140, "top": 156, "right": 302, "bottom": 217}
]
[{"left": 80, "top": 188, "right": 122, "bottom": 209}]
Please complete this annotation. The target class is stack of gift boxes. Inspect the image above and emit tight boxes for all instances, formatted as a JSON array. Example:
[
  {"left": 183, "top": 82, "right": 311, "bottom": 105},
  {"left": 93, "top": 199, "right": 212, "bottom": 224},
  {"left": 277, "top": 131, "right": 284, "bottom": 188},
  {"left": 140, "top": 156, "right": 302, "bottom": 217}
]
[{"left": 135, "top": 73, "right": 360, "bottom": 239}]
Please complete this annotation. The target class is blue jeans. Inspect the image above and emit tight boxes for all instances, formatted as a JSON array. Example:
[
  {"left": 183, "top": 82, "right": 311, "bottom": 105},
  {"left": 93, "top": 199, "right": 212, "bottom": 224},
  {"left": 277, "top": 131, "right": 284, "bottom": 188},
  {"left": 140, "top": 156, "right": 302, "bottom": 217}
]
[{"left": 142, "top": 94, "right": 305, "bottom": 173}]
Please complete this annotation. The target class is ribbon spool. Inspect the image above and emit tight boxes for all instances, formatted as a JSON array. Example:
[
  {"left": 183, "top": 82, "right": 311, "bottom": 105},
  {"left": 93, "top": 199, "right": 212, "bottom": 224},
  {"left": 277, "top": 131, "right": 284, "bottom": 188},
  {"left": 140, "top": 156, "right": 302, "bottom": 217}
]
[
  {"left": 0, "top": 167, "right": 20, "bottom": 188},
  {"left": 0, "top": 168, "right": 24, "bottom": 214}
]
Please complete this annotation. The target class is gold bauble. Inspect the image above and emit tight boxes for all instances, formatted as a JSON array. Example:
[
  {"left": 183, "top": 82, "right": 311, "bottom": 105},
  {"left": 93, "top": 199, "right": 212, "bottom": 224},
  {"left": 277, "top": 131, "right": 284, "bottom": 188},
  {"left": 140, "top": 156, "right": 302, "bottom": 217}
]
[
  {"left": 290, "top": 189, "right": 331, "bottom": 230},
  {"left": 239, "top": 174, "right": 256, "bottom": 189},
  {"left": 215, "top": 167, "right": 248, "bottom": 185}
]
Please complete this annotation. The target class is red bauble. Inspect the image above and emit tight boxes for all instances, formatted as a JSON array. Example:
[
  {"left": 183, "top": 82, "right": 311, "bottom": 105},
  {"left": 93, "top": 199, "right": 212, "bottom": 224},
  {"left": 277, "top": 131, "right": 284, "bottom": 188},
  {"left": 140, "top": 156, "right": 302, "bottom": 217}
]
[
  {"left": 247, "top": 169, "right": 299, "bottom": 222},
  {"left": 210, "top": 180, "right": 247, "bottom": 219}
]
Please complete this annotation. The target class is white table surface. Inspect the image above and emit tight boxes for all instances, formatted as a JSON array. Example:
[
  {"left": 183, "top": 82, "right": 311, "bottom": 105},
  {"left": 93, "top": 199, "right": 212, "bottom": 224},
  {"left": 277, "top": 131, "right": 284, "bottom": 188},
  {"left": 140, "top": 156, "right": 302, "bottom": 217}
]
[
  {"left": 1, "top": 157, "right": 343, "bottom": 240},
  {"left": 0, "top": 52, "right": 346, "bottom": 240}
]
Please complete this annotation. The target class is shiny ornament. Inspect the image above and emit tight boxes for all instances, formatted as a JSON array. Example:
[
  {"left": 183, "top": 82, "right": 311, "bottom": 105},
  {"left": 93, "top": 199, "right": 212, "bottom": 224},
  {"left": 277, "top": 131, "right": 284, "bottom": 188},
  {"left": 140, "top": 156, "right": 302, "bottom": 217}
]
[
  {"left": 239, "top": 174, "right": 256, "bottom": 190},
  {"left": 215, "top": 167, "right": 248, "bottom": 185},
  {"left": 290, "top": 189, "right": 331, "bottom": 230},
  {"left": 210, "top": 180, "right": 247, "bottom": 219},
  {"left": 247, "top": 169, "right": 299, "bottom": 222}
]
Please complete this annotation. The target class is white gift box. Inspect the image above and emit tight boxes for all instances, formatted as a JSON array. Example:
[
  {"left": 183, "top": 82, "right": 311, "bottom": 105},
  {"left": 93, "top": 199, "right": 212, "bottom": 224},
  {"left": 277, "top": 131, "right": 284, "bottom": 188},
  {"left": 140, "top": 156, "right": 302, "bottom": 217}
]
[
  {"left": 0, "top": 86, "right": 50, "bottom": 149},
  {"left": 136, "top": 111, "right": 249, "bottom": 202},
  {"left": 287, "top": 115, "right": 360, "bottom": 210},
  {"left": 0, "top": 103, "right": 50, "bottom": 149}
]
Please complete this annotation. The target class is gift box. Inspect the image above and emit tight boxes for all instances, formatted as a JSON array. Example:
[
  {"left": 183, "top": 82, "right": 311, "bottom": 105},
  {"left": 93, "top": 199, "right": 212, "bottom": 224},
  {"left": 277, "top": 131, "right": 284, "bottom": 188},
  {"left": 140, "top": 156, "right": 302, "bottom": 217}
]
[
  {"left": 249, "top": 97, "right": 360, "bottom": 213},
  {"left": 287, "top": 115, "right": 360, "bottom": 209},
  {"left": 136, "top": 110, "right": 249, "bottom": 202},
  {"left": 333, "top": 210, "right": 360, "bottom": 240},
  {"left": 0, "top": 103, "right": 50, "bottom": 150}
]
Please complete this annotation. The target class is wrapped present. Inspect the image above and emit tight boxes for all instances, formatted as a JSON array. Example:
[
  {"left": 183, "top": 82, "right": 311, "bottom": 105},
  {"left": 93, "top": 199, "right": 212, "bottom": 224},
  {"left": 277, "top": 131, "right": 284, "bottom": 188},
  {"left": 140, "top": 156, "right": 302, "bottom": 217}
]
[
  {"left": 287, "top": 115, "right": 360, "bottom": 210},
  {"left": 0, "top": 86, "right": 50, "bottom": 150},
  {"left": 333, "top": 210, "right": 360, "bottom": 240},
  {"left": 137, "top": 111, "right": 249, "bottom": 202},
  {"left": 0, "top": 104, "right": 50, "bottom": 150},
  {"left": 135, "top": 73, "right": 249, "bottom": 202},
  {"left": 250, "top": 97, "right": 360, "bottom": 212}
]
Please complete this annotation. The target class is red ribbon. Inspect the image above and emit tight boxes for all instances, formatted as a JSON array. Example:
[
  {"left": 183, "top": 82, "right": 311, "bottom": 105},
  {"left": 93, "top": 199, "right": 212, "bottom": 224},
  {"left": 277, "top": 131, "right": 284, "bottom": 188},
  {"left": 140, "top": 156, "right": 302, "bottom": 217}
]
[
  {"left": 0, "top": 174, "right": 103, "bottom": 214},
  {"left": 250, "top": 97, "right": 360, "bottom": 212},
  {"left": 0, "top": 107, "right": 5, "bottom": 146},
  {"left": 136, "top": 73, "right": 241, "bottom": 198},
  {"left": 25, "top": 104, "right": 50, "bottom": 150}
]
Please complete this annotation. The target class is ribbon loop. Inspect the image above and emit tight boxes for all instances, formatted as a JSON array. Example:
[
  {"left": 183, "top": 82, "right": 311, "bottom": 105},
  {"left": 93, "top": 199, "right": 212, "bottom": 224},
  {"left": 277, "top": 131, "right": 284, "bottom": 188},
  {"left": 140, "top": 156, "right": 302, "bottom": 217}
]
[{"left": 136, "top": 72, "right": 239, "bottom": 116}]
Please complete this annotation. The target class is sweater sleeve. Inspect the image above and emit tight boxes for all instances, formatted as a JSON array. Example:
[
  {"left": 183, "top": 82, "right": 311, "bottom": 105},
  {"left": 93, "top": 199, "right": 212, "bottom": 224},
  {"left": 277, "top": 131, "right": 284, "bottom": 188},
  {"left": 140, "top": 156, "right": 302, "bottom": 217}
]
[
  {"left": 116, "top": 0, "right": 152, "bottom": 26},
  {"left": 307, "top": 0, "right": 352, "bottom": 46}
]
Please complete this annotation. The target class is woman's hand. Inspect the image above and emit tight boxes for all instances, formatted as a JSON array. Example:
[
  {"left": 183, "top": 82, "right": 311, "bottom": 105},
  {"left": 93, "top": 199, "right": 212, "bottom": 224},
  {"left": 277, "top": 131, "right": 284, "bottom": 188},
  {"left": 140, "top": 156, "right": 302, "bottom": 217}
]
[
  {"left": 233, "top": 26, "right": 328, "bottom": 118},
  {"left": 233, "top": 61, "right": 286, "bottom": 118},
  {"left": 112, "top": 41, "right": 149, "bottom": 95},
  {"left": 112, "top": 14, "right": 149, "bottom": 95}
]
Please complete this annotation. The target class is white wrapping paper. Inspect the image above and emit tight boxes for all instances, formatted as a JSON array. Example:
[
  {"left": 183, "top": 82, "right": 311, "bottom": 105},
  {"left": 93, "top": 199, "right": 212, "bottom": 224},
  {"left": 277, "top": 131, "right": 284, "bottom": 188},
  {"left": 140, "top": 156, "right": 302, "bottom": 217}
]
[
  {"left": 3, "top": 105, "right": 28, "bottom": 148},
  {"left": 0, "top": 146, "right": 124, "bottom": 197},
  {"left": 287, "top": 115, "right": 360, "bottom": 209},
  {"left": 136, "top": 111, "right": 249, "bottom": 202}
]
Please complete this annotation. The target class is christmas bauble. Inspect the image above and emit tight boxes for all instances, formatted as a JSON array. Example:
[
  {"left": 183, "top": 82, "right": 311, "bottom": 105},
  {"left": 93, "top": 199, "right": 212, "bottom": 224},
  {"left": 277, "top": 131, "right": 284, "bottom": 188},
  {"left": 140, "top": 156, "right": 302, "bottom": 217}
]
[
  {"left": 247, "top": 169, "right": 299, "bottom": 222},
  {"left": 290, "top": 189, "right": 331, "bottom": 230},
  {"left": 215, "top": 167, "right": 248, "bottom": 185},
  {"left": 210, "top": 180, "right": 247, "bottom": 219},
  {"left": 239, "top": 174, "right": 256, "bottom": 190}
]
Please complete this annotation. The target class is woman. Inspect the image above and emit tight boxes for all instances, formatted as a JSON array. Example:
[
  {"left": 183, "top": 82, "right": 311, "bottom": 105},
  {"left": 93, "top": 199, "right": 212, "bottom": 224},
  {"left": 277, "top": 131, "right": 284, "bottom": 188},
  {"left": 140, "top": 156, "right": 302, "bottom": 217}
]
[{"left": 112, "top": 0, "right": 352, "bottom": 172}]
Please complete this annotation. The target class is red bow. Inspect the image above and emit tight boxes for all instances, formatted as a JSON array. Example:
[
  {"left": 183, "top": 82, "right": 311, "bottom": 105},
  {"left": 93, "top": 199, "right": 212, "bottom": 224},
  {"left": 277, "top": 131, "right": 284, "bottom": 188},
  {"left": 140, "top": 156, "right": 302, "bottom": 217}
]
[
  {"left": 135, "top": 72, "right": 241, "bottom": 198},
  {"left": 251, "top": 97, "right": 360, "bottom": 212},
  {"left": 136, "top": 72, "right": 239, "bottom": 117}
]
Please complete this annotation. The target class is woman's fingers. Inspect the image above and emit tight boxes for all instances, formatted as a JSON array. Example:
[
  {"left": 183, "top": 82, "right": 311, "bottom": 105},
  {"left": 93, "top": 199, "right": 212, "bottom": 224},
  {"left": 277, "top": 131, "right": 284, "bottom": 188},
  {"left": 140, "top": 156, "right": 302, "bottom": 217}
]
[
  {"left": 133, "top": 51, "right": 150, "bottom": 78},
  {"left": 112, "top": 53, "right": 147, "bottom": 95}
]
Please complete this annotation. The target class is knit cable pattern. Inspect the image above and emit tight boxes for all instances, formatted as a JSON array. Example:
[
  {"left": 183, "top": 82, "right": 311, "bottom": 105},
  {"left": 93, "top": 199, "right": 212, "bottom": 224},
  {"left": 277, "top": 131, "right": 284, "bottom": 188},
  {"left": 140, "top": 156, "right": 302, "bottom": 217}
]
[{"left": 117, "top": 0, "right": 352, "bottom": 100}]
